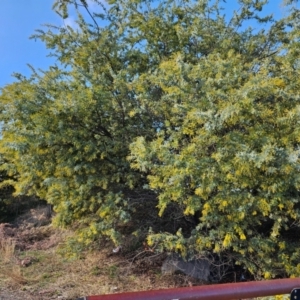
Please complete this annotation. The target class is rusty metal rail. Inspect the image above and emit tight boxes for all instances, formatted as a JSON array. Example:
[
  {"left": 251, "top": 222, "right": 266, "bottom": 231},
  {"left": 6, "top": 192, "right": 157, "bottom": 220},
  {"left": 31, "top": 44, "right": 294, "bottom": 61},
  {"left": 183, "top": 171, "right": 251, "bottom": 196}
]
[{"left": 78, "top": 278, "right": 300, "bottom": 300}]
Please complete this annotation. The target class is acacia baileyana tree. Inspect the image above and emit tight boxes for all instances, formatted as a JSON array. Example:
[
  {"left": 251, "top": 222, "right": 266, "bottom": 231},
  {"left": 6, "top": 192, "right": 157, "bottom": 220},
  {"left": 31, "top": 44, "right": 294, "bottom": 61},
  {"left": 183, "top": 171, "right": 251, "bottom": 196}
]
[{"left": 1, "top": 0, "right": 300, "bottom": 278}]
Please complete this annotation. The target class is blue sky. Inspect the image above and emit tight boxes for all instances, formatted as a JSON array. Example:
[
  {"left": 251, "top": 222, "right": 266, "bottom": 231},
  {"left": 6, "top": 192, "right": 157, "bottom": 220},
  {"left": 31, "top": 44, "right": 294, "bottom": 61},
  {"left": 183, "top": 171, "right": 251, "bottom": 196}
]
[
  {"left": 0, "top": 0, "right": 295, "bottom": 89},
  {"left": 0, "top": 1, "right": 61, "bottom": 87}
]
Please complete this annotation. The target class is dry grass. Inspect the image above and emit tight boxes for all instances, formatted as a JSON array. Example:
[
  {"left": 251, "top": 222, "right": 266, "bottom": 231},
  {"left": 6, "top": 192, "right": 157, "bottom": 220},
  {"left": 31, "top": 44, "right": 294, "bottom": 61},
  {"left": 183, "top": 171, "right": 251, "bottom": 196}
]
[
  {"left": 0, "top": 242, "right": 290, "bottom": 300},
  {"left": 1, "top": 246, "right": 167, "bottom": 299},
  {"left": 0, "top": 237, "right": 16, "bottom": 264},
  {"left": 0, "top": 206, "right": 177, "bottom": 299},
  {"left": 0, "top": 238, "right": 28, "bottom": 291},
  {"left": 0, "top": 207, "right": 292, "bottom": 300}
]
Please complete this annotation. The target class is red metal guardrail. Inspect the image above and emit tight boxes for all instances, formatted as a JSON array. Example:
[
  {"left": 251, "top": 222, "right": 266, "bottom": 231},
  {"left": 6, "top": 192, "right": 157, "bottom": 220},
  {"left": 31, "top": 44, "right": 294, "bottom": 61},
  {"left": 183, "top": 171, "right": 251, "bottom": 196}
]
[{"left": 78, "top": 278, "right": 300, "bottom": 300}]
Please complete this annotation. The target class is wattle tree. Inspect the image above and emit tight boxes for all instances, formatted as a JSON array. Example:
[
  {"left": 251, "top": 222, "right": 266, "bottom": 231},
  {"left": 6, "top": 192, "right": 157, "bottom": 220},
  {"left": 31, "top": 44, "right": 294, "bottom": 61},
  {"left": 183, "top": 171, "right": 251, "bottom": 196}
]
[{"left": 1, "top": 0, "right": 300, "bottom": 278}]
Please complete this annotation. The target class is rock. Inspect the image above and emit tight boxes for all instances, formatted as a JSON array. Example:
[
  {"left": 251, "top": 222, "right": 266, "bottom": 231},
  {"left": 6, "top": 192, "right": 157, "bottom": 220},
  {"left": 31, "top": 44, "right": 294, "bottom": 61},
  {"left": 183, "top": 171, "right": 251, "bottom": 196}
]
[
  {"left": 20, "top": 257, "right": 33, "bottom": 267},
  {"left": 161, "top": 253, "right": 211, "bottom": 282},
  {"left": 19, "top": 256, "right": 37, "bottom": 267}
]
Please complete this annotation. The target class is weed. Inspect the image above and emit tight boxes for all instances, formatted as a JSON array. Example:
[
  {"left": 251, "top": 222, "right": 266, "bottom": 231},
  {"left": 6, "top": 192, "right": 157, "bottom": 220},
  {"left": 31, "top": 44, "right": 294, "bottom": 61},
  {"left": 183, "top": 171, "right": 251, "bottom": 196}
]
[
  {"left": 91, "top": 265, "right": 102, "bottom": 276},
  {"left": 108, "top": 265, "right": 119, "bottom": 279}
]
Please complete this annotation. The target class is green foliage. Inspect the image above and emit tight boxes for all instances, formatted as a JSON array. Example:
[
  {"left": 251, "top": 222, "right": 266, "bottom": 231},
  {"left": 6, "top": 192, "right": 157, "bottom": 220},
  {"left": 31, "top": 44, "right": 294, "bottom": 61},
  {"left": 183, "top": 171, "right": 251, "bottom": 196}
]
[
  {"left": 1, "top": 0, "right": 300, "bottom": 278},
  {"left": 0, "top": 155, "right": 16, "bottom": 220},
  {"left": 129, "top": 1, "right": 300, "bottom": 278},
  {"left": 132, "top": 50, "right": 300, "bottom": 278}
]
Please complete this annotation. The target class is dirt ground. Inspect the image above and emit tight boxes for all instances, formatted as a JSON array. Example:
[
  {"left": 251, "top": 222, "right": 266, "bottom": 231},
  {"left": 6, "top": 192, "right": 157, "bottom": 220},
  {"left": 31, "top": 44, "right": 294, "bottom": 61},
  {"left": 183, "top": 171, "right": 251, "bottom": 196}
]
[
  {"left": 0, "top": 206, "right": 200, "bottom": 299},
  {"left": 0, "top": 288, "right": 39, "bottom": 300},
  {"left": 0, "top": 206, "right": 290, "bottom": 300}
]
